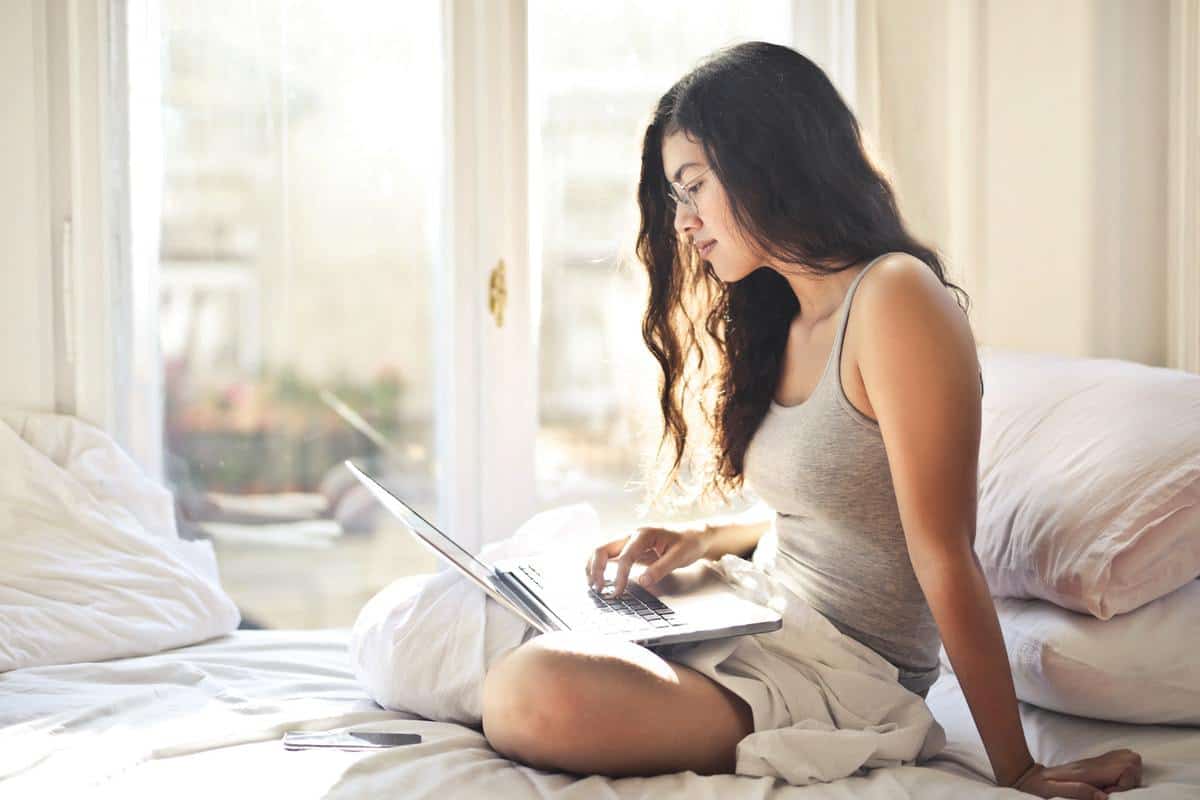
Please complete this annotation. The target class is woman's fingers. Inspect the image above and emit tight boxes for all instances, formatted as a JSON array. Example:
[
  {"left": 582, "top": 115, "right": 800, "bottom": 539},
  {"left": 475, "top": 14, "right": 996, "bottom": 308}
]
[
  {"left": 1043, "top": 778, "right": 1112, "bottom": 800},
  {"left": 1118, "top": 752, "right": 1144, "bottom": 789},
  {"left": 586, "top": 536, "right": 629, "bottom": 591},
  {"left": 639, "top": 540, "right": 687, "bottom": 588},
  {"left": 1113, "top": 762, "right": 1141, "bottom": 791},
  {"left": 1036, "top": 749, "right": 1142, "bottom": 799},
  {"left": 584, "top": 527, "right": 699, "bottom": 595},
  {"left": 610, "top": 530, "right": 654, "bottom": 598},
  {"left": 643, "top": 527, "right": 708, "bottom": 588}
]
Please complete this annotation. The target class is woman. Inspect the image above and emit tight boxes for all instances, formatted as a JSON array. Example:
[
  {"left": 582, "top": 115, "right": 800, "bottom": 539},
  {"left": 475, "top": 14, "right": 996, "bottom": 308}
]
[{"left": 480, "top": 42, "right": 1141, "bottom": 798}]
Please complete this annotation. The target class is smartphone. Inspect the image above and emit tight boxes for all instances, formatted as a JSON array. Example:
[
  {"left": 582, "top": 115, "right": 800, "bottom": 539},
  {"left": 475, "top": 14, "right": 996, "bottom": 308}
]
[{"left": 282, "top": 730, "right": 422, "bottom": 751}]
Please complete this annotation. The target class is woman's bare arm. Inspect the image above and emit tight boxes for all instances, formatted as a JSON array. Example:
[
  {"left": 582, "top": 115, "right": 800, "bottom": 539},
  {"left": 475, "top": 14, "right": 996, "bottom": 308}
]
[
  {"left": 855, "top": 256, "right": 1140, "bottom": 796},
  {"left": 855, "top": 256, "right": 1038, "bottom": 785},
  {"left": 698, "top": 500, "right": 774, "bottom": 561}
]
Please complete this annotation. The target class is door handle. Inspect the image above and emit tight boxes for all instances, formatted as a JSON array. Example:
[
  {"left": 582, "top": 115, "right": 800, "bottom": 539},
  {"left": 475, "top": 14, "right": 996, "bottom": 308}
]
[{"left": 488, "top": 259, "right": 507, "bottom": 328}]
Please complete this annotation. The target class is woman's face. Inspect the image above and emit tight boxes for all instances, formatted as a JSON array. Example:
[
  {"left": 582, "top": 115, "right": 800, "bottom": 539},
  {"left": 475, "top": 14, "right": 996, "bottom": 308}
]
[{"left": 661, "top": 129, "right": 763, "bottom": 283}]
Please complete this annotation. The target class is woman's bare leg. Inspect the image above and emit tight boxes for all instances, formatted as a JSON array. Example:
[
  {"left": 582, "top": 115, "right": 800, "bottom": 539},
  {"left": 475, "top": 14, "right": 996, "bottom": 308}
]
[{"left": 480, "top": 631, "right": 754, "bottom": 777}]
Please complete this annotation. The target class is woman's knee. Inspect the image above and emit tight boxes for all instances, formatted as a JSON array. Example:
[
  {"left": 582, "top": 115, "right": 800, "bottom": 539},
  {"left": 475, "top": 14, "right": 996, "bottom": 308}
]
[
  {"left": 480, "top": 633, "right": 600, "bottom": 766},
  {"left": 479, "top": 631, "right": 750, "bottom": 776}
]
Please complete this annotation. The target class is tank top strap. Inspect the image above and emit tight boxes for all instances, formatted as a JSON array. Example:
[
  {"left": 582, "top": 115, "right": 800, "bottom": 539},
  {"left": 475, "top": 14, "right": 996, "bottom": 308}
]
[
  {"left": 832, "top": 253, "right": 892, "bottom": 358},
  {"left": 830, "top": 253, "right": 986, "bottom": 399}
]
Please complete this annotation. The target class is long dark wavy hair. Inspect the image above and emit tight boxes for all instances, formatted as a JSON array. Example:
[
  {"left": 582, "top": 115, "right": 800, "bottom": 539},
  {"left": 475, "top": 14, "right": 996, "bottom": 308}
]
[{"left": 633, "top": 41, "right": 970, "bottom": 516}]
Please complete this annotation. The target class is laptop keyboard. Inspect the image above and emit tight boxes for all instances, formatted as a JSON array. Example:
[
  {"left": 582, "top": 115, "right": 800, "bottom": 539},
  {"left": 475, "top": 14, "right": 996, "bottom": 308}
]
[{"left": 515, "top": 563, "right": 686, "bottom": 635}]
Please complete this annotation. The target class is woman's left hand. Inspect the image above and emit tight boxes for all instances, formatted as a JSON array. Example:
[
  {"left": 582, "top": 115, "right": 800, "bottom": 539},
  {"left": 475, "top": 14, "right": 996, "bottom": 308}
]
[{"left": 1013, "top": 749, "right": 1143, "bottom": 799}]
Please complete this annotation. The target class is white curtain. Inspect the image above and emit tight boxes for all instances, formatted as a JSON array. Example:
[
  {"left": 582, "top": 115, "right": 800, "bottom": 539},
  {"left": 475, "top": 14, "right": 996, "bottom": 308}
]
[
  {"left": 855, "top": 1, "right": 1181, "bottom": 368},
  {"left": 1168, "top": 0, "right": 1200, "bottom": 373},
  {"left": 852, "top": 0, "right": 986, "bottom": 338}
]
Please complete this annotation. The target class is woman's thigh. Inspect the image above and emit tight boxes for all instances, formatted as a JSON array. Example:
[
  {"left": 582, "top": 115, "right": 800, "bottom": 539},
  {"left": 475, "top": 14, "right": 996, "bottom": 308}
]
[{"left": 480, "top": 631, "right": 754, "bottom": 778}]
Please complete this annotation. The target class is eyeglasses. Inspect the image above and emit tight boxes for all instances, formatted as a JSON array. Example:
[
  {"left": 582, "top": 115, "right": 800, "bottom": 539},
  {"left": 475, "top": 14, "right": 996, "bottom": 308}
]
[{"left": 667, "top": 167, "right": 712, "bottom": 214}]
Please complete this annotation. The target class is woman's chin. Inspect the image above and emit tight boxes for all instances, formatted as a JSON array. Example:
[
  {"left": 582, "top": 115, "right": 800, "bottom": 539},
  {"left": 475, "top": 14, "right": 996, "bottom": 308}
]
[{"left": 713, "top": 259, "right": 752, "bottom": 284}]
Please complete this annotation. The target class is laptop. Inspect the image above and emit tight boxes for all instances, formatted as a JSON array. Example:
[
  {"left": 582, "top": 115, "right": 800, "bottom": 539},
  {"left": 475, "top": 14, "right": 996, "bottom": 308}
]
[{"left": 344, "top": 460, "right": 782, "bottom": 647}]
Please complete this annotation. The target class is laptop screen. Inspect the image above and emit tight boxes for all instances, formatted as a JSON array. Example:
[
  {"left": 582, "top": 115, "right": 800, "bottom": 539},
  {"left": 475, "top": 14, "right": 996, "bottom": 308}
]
[{"left": 343, "top": 460, "right": 500, "bottom": 589}]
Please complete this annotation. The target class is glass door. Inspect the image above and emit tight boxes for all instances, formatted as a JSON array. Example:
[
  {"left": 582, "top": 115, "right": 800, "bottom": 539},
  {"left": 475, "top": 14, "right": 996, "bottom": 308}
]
[
  {"left": 138, "top": 0, "right": 845, "bottom": 625},
  {"left": 527, "top": 2, "right": 797, "bottom": 541},
  {"left": 155, "top": 1, "right": 444, "bottom": 628}
]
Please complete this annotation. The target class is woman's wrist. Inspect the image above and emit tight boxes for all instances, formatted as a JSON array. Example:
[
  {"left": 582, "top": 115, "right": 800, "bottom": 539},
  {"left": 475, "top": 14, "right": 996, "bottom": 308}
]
[
  {"left": 694, "top": 514, "right": 771, "bottom": 562},
  {"left": 695, "top": 523, "right": 718, "bottom": 561},
  {"left": 1002, "top": 759, "right": 1040, "bottom": 789}
]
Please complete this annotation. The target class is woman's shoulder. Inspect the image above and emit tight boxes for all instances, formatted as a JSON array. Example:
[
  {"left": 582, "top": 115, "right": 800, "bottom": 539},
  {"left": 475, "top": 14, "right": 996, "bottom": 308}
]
[
  {"left": 852, "top": 253, "right": 968, "bottom": 333},
  {"left": 856, "top": 252, "right": 950, "bottom": 304},
  {"left": 843, "top": 252, "right": 979, "bottom": 402}
]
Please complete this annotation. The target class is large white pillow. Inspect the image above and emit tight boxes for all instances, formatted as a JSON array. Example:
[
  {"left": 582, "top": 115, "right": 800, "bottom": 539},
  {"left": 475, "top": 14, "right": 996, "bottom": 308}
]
[
  {"left": 0, "top": 411, "right": 240, "bottom": 672},
  {"left": 975, "top": 349, "right": 1200, "bottom": 619},
  {"left": 940, "top": 580, "right": 1200, "bottom": 725}
]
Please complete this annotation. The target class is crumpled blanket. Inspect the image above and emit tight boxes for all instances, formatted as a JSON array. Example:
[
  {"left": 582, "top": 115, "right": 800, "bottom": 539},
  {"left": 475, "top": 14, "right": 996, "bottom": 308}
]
[
  {"left": 350, "top": 502, "right": 945, "bottom": 786},
  {"left": 0, "top": 410, "right": 240, "bottom": 672}
]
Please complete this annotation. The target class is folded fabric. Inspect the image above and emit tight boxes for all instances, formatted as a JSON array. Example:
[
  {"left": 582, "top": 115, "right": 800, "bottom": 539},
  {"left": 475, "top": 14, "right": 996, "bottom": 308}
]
[
  {"left": 659, "top": 554, "right": 945, "bottom": 785},
  {"left": 350, "top": 502, "right": 945, "bottom": 786},
  {"left": 942, "top": 579, "right": 1200, "bottom": 726},
  {"left": 0, "top": 410, "right": 240, "bottom": 672},
  {"left": 975, "top": 348, "right": 1200, "bottom": 619}
]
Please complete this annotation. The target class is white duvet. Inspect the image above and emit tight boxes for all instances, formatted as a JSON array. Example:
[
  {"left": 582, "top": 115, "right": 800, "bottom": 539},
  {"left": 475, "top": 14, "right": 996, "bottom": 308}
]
[
  {"left": 0, "top": 410, "right": 239, "bottom": 672},
  {"left": 5, "top": 630, "right": 1199, "bottom": 798}
]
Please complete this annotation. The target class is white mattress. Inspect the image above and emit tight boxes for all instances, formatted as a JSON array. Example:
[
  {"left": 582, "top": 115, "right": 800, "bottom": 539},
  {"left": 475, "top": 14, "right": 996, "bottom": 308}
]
[{"left": 2, "top": 629, "right": 1197, "bottom": 799}]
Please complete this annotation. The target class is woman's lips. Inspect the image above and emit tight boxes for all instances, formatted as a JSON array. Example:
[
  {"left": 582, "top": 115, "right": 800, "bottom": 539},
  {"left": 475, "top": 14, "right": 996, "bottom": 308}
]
[{"left": 699, "top": 240, "right": 717, "bottom": 257}]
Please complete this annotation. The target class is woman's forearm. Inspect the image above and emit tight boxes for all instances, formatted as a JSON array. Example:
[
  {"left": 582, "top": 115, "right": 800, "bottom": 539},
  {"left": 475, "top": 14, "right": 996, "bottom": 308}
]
[
  {"left": 919, "top": 551, "right": 1034, "bottom": 787},
  {"left": 698, "top": 500, "right": 774, "bottom": 560}
]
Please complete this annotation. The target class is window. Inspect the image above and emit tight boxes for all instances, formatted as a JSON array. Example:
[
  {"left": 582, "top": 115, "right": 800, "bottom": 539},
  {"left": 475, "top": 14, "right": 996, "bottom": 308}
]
[
  {"left": 116, "top": 0, "right": 846, "bottom": 628},
  {"left": 529, "top": 2, "right": 796, "bottom": 538},
  {"left": 156, "top": 1, "right": 443, "bottom": 628}
]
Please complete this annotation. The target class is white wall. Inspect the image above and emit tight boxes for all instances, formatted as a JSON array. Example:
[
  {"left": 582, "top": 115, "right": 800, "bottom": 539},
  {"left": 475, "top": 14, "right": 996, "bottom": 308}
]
[
  {"left": 1167, "top": 0, "right": 1200, "bottom": 373},
  {"left": 858, "top": 0, "right": 1170, "bottom": 364},
  {"left": 1, "top": 0, "right": 57, "bottom": 411},
  {"left": 1087, "top": 0, "right": 1170, "bottom": 365}
]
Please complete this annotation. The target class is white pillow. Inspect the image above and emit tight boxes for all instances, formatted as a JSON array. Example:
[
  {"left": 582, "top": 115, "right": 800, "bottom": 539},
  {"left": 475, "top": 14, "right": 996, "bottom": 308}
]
[
  {"left": 975, "top": 349, "right": 1200, "bottom": 619},
  {"left": 940, "top": 580, "right": 1200, "bottom": 725},
  {"left": 0, "top": 411, "right": 240, "bottom": 672}
]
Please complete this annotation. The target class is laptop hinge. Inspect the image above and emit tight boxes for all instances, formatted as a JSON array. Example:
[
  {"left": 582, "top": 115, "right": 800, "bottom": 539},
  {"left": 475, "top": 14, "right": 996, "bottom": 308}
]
[{"left": 495, "top": 571, "right": 572, "bottom": 632}]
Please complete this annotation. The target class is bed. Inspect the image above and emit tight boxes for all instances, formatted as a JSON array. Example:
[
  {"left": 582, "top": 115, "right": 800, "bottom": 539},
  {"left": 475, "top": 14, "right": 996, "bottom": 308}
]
[
  {"left": 3, "top": 352, "right": 1199, "bottom": 798},
  {"left": 3, "top": 627, "right": 1198, "bottom": 799}
]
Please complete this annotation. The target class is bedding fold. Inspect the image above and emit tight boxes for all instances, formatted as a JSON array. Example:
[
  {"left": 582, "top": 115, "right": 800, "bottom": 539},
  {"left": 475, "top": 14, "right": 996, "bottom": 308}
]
[{"left": 0, "top": 410, "right": 240, "bottom": 672}]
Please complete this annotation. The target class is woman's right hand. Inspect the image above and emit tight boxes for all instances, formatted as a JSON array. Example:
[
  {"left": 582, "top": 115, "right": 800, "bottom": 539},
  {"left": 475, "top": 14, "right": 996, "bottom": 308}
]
[{"left": 584, "top": 524, "right": 710, "bottom": 598}]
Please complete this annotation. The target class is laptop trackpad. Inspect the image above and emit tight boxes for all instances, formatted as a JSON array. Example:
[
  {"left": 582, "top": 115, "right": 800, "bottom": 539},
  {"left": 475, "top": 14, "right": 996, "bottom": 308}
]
[{"left": 647, "top": 560, "right": 723, "bottom": 597}]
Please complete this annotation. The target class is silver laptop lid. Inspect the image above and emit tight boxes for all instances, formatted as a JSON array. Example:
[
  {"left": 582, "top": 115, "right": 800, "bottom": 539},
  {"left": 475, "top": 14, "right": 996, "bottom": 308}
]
[{"left": 343, "top": 460, "right": 550, "bottom": 632}]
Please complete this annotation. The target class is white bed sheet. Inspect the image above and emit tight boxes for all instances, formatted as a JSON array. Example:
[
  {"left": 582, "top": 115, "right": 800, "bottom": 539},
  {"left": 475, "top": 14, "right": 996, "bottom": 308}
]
[{"left": 1, "top": 629, "right": 1197, "bottom": 799}]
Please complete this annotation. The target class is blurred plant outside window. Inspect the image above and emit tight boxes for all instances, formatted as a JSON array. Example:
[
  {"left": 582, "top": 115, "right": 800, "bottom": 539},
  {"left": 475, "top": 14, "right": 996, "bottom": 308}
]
[
  {"left": 158, "top": 1, "right": 441, "bottom": 629},
  {"left": 529, "top": 2, "right": 793, "bottom": 538}
]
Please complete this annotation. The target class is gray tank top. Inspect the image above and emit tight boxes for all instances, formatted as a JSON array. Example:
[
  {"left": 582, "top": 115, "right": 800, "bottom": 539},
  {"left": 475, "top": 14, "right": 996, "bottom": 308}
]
[{"left": 743, "top": 254, "right": 943, "bottom": 697}]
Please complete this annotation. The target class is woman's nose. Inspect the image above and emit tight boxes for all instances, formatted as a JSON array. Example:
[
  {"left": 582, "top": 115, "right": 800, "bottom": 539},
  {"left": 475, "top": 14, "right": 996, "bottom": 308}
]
[{"left": 673, "top": 202, "right": 700, "bottom": 235}]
